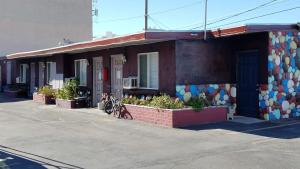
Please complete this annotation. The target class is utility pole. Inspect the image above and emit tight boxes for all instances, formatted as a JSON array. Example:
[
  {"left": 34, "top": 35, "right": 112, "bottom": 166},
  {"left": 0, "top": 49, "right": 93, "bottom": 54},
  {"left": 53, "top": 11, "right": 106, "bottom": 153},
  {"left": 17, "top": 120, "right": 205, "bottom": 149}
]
[
  {"left": 204, "top": 0, "right": 208, "bottom": 40},
  {"left": 145, "top": 0, "right": 148, "bottom": 31}
]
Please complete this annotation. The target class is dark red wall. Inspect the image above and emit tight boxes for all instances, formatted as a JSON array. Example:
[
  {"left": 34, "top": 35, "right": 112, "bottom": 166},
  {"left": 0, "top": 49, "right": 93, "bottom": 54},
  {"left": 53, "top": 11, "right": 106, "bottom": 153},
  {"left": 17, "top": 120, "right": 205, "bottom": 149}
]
[
  {"left": 175, "top": 32, "right": 268, "bottom": 85},
  {"left": 64, "top": 41, "right": 176, "bottom": 96},
  {"left": 14, "top": 54, "right": 65, "bottom": 87}
]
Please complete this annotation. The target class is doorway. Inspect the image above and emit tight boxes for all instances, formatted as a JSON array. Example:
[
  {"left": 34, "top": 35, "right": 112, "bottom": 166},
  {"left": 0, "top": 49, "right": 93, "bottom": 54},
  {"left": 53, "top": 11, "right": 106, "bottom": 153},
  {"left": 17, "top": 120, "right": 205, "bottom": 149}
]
[
  {"left": 111, "top": 54, "right": 124, "bottom": 99},
  {"left": 0, "top": 65, "right": 2, "bottom": 91},
  {"left": 6, "top": 61, "right": 11, "bottom": 85},
  {"left": 237, "top": 51, "right": 259, "bottom": 118},
  {"left": 38, "top": 62, "right": 45, "bottom": 87},
  {"left": 93, "top": 57, "right": 103, "bottom": 107},
  {"left": 30, "top": 62, "right": 36, "bottom": 94}
]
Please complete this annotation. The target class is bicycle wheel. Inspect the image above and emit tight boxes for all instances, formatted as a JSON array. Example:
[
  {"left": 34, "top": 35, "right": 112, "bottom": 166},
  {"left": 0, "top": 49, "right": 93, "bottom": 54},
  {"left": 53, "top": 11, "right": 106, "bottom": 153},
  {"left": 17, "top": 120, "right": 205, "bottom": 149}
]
[
  {"left": 104, "top": 101, "right": 113, "bottom": 114},
  {"left": 113, "top": 104, "right": 121, "bottom": 118}
]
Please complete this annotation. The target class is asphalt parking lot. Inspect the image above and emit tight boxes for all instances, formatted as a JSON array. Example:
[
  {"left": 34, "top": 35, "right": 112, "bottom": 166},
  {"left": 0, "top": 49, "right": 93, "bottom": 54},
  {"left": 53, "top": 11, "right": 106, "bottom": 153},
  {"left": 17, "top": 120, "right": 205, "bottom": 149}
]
[{"left": 1, "top": 95, "right": 300, "bottom": 169}]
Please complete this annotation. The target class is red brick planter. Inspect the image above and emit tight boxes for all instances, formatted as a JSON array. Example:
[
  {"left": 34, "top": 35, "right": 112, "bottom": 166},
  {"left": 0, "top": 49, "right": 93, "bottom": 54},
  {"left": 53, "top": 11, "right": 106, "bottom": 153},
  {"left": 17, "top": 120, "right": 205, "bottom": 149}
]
[
  {"left": 33, "top": 93, "right": 55, "bottom": 104},
  {"left": 56, "top": 99, "right": 76, "bottom": 109},
  {"left": 124, "top": 104, "right": 228, "bottom": 128}
]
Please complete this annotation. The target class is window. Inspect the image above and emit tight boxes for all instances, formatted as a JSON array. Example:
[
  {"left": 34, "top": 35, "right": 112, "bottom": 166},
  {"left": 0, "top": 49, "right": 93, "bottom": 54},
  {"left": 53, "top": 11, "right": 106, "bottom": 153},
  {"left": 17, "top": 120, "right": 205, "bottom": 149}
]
[
  {"left": 46, "top": 62, "right": 56, "bottom": 85},
  {"left": 19, "top": 64, "right": 28, "bottom": 84},
  {"left": 138, "top": 52, "right": 159, "bottom": 89},
  {"left": 74, "top": 59, "right": 88, "bottom": 86}
]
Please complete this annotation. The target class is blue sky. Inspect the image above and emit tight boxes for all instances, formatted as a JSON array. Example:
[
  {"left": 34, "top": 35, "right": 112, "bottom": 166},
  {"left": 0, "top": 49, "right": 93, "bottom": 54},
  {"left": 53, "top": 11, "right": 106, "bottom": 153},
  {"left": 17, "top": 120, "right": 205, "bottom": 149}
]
[{"left": 93, "top": 0, "right": 300, "bottom": 37}]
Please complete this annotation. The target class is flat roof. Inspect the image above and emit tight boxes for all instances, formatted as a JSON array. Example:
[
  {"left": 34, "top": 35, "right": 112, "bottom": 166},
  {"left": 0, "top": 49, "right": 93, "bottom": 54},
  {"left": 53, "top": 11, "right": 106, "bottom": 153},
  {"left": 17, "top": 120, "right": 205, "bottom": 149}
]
[
  {"left": 7, "top": 31, "right": 203, "bottom": 59},
  {"left": 6, "top": 24, "right": 299, "bottom": 60}
]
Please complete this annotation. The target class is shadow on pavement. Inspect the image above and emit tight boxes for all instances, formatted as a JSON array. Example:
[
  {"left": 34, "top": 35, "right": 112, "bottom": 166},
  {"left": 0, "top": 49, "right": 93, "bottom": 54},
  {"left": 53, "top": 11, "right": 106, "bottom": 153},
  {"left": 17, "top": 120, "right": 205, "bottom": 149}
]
[
  {"left": 0, "top": 94, "right": 30, "bottom": 104},
  {"left": 0, "top": 145, "right": 85, "bottom": 169},
  {"left": 181, "top": 118, "right": 300, "bottom": 139},
  {"left": 0, "top": 149, "right": 46, "bottom": 169}
]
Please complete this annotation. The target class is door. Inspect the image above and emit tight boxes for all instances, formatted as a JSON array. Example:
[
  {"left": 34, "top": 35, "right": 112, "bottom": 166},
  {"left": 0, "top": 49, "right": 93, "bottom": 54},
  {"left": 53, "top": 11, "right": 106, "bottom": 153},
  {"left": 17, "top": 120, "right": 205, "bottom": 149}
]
[
  {"left": 6, "top": 61, "right": 11, "bottom": 84},
  {"left": 30, "top": 63, "right": 36, "bottom": 94},
  {"left": 0, "top": 65, "right": 2, "bottom": 90},
  {"left": 237, "top": 51, "right": 259, "bottom": 117},
  {"left": 93, "top": 57, "right": 103, "bottom": 107},
  {"left": 111, "top": 54, "right": 124, "bottom": 99},
  {"left": 38, "top": 62, "right": 45, "bottom": 87}
]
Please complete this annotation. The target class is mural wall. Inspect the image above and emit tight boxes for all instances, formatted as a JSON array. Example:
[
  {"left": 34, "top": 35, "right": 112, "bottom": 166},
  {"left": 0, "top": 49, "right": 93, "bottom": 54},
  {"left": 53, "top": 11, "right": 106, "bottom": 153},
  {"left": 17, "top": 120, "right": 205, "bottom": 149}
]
[
  {"left": 176, "top": 84, "right": 237, "bottom": 112},
  {"left": 259, "top": 31, "right": 300, "bottom": 120}
]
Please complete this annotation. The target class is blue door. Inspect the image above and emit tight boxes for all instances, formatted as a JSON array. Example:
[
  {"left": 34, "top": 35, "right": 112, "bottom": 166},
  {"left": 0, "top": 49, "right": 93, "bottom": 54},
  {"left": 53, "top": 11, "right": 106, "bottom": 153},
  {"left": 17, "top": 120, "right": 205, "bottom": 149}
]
[{"left": 237, "top": 51, "right": 259, "bottom": 117}]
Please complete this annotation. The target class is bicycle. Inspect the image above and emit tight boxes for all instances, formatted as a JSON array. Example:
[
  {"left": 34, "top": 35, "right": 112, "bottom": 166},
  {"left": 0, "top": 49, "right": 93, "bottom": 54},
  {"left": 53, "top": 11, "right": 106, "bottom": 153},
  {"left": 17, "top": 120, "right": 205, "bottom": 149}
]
[
  {"left": 101, "top": 93, "right": 132, "bottom": 119},
  {"left": 102, "top": 93, "right": 122, "bottom": 117}
]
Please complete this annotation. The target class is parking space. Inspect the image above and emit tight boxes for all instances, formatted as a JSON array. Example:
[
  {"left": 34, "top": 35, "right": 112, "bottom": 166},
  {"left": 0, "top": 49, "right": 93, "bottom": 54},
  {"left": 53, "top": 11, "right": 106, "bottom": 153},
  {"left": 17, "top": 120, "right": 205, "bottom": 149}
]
[{"left": 1, "top": 95, "right": 300, "bottom": 169}]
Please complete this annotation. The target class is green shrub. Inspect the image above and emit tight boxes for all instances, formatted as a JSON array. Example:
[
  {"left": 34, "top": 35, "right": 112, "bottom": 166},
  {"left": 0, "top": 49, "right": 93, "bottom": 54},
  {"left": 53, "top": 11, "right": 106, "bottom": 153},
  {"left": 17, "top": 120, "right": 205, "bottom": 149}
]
[
  {"left": 38, "top": 86, "right": 55, "bottom": 97},
  {"left": 187, "top": 95, "right": 210, "bottom": 110},
  {"left": 122, "top": 94, "right": 184, "bottom": 109},
  {"left": 121, "top": 97, "right": 150, "bottom": 106},
  {"left": 55, "top": 79, "right": 79, "bottom": 100},
  {"left": 121, "top": 97, "right": 138, "bottom": 104},
  {"left": 149, "top": 94, "right": 184, "bottom": 109}
]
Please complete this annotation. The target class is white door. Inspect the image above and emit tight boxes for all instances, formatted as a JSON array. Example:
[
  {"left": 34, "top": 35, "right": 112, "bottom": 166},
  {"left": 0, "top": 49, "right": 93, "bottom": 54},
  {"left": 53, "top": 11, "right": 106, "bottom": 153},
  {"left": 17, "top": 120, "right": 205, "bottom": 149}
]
[
  {"left": 6, "top": 61, "right": 11, "bottom": 84},
  {"left": 93, "top": 57, "right": 103, "bottom": 106},
  {"left": 30, "top": 63, "right": 36, "bottom": 94},
  {"left": 111, "top": 55, "right": 123, "bottom": 99},
  {"left": 38, "top": 62, "right": 45, "bottom": 87}
]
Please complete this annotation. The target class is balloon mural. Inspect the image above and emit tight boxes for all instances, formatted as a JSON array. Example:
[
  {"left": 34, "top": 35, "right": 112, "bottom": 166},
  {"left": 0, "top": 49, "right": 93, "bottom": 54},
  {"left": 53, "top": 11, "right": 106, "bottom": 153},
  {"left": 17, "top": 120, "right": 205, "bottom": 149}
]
[
  {"left": 176, "top": 84, "right": 237, "bottom": 114},
  {"left": 176, "top": 31, "right": 299, "bottom": 121},
  {"left": 260, "top": 31, "right": 300, "bottom": 120}
]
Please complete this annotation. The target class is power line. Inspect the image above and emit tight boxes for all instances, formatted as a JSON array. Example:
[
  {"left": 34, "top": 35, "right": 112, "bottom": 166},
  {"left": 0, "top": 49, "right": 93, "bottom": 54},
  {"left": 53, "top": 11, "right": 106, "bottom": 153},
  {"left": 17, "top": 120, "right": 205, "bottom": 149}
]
[
  {"left": 207, "top": 0, "right": 280, "bottom": 23},
  {"left": 209, "top": 6, "right": 300, "bottom": 29},
  {"left": 96, "top": 15, "right": 143, "bottom": 23},
  {"left": 190, "top": 0, "right": 281, "bottom": 29},
  {"left": 175, "top": 0, "right": 282, "bottom": 30},
  {"left": 148, "top": 17, "right": 164, "bottom": 30},
  {"left": 148, "top": 16, "right": 170, "bottom": 30},
  {"left": 97, "top": 0, "right": 203, "bottom": 23},
  {"left": 150, "top": 0, "right": 203, "bottom": 15}
]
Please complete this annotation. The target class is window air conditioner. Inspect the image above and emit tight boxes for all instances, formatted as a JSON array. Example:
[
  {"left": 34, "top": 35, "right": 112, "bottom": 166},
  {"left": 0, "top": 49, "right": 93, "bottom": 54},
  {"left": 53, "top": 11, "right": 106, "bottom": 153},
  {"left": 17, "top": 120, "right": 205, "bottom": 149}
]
[{"left": 123, "top": 77, "right": 138, "bottom": 89}]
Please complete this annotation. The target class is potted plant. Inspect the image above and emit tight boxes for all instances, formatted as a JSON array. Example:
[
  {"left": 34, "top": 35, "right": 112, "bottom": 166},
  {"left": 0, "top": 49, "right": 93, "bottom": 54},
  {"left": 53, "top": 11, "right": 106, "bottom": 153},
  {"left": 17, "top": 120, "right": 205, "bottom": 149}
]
[
  {"left": 33, "top": 86, "right": 56, "bottom": 104},
  {"left": 55, "top": 79, "right": 79, "bottom": 109}
]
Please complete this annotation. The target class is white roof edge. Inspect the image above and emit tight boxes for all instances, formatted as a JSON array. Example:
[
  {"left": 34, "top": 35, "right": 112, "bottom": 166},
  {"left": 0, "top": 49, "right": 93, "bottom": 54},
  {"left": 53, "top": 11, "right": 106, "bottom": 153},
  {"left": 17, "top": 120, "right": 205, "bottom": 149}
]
[
  {"left": 6, "top": 32, "right": 146, "bottom": 57},
  {"left": 210, "top": 23, "right": 298, "bottom": 31}
]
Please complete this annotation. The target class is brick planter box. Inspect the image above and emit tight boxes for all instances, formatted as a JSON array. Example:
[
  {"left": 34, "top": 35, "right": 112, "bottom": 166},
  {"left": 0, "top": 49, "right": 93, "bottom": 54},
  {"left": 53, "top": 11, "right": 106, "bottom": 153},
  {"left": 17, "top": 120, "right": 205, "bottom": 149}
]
[
  {"left": 56, "top": 99, "right": 76, "bottom": 109},
  {"left": 124, "top": 104, "right": 228, "bottom": 128},
  {"left": 33, "top": 93, "right": 55, "bottom": 104}
]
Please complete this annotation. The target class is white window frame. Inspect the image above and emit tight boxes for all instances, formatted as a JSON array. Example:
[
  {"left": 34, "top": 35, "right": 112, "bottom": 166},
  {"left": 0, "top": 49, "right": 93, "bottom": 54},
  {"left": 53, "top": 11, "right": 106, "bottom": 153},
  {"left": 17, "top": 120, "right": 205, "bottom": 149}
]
[
  {"left": 19, "top": 64, "right": 28, "bottom": 84},
  {"left": 137, "top": 52, "right": 159, "bottom": 90},
  {"left": 74, "top": 59, "right": 88, "bottom": 86}
]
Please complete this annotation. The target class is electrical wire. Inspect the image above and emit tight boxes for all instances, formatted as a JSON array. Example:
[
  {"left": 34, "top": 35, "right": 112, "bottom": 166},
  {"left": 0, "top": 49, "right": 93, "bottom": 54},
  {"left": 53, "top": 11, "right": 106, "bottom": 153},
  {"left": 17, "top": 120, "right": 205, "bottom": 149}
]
[
  {"left": 148, "top": 16, "right": 171, "bottom": 30},
  {"left": 150, "top": 0, "right": 203, "bottom": 15},
  {"left": 209, "top": 6, "right": 300, "bottom": 29},
  {"left": 97, "top": 0, "right": 204, "bottom": 23},
  {"left": 190, "top": 0, "right": 282, "bottom": 30}
]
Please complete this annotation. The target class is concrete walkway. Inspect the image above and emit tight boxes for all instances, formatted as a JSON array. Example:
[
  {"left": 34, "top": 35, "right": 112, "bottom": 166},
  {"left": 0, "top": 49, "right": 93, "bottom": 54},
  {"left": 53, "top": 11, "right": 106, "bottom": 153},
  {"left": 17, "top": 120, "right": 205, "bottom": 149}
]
[{"left": 1, "top": 95, "right": 300, "bottom": 169}]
